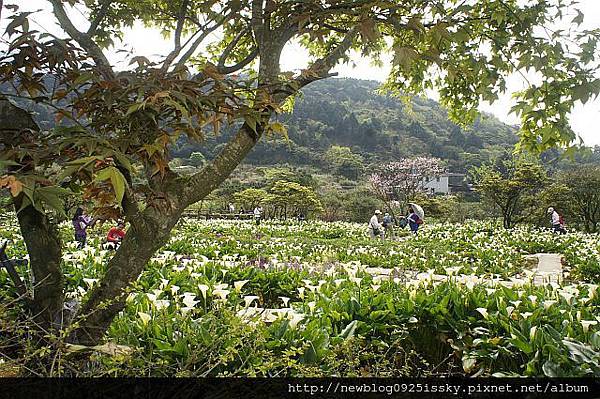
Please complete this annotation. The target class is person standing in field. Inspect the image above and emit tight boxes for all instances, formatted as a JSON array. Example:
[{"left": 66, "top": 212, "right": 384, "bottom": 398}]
[
  {"left": 407, "top": 208, "right": 422, "bottom": 235},
  {"left": 547, "top": 207, "right": 566, "bottom": 234},
  {"left": 382, "top": 212, "right": 394, "bottom": 239},
  {"left": 368, "top": 209, "right": 383, "bottom": 239},
  {"left": 253, "top": 206, "right": 263, "bottom": 225},
  {"left": 72, "top": 207, "right": 94, "bottom": 249}
]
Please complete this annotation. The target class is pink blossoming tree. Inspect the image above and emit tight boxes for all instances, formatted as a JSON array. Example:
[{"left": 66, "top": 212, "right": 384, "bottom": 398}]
[{"left": 369, "top": 157, "right": 444, "bottom": 217}]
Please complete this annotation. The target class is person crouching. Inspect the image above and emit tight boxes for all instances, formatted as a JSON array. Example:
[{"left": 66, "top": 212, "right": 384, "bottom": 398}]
[{"left": 106, "top": 221, "right": 126, "bottom": 249}]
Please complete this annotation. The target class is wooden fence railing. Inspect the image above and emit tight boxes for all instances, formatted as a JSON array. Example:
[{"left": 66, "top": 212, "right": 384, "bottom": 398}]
[{"left": 181, "top": 211, "right": 255, "bottom": 220}]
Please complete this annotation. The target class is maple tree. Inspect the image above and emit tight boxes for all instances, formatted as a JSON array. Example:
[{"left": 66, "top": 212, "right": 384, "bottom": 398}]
[{"left": 0, "top": 0, "right": 599, "bottom": 345}]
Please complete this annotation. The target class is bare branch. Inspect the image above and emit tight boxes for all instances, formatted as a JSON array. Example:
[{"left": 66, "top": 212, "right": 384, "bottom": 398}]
[
  {"left": 47, "top": 0, "right": 115, "bottom": 80},
  {"left": 160, "top": 0, "right": 190, "bottom": 73},
  {"left": 174, "top": 0, "right": 188, "bottom": 49},
  {"left": 172, "top": 12, "right": 234, "bottom": 71},
  {"left": 321, "top": 22, "right": 350, "bottom": 34},
  {"left": 291, "top": 27, "right": 358, "bottom": 92},
  {"left": 219, "top": 48, "right": 259, "bottom": 74},
  {"left": 215, "top": 27, "right": 258, "bottom": 74}
]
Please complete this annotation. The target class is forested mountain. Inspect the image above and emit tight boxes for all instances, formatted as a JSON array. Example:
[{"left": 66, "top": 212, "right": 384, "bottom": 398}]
[
  {"left": 8, "top": 77, "right": 598, "bottom": 173},
  {"left": 172, "top": 78, "right": 519, "bottom": 172}
]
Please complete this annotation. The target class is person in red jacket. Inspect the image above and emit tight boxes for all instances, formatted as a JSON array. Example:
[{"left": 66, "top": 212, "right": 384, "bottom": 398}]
[{"left": 107, "top": 222, "right": 126, "bottom": 248}]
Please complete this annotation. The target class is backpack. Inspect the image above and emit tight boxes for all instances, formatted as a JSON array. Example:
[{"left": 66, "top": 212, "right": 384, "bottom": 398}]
[
  {"left": 382, "top": 216, "right": 391, "bottom": 227},
  {"left": 558, "top": 214, "right": 564, "bottom": 225}
]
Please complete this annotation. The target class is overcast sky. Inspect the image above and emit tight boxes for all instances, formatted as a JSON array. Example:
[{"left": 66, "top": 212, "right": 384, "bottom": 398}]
[{"left": 8, "top": 0, "right": 600, "bottom": 145}]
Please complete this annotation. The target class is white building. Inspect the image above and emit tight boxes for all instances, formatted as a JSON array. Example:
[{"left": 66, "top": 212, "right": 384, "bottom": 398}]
[{"left": 422, "top": 173, "right": 466, "bottom": 195}]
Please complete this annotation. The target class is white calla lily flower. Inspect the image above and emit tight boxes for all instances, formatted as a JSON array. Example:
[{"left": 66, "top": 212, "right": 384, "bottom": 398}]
[
  {"left": 138, "top": 312, "right": 151, "bottom": 325},
  {"left": 234, "top": 280, "right": 249, "bottom": 292}
]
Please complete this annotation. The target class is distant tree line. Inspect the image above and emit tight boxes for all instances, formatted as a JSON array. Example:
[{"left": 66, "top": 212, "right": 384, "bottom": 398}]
[{"left": 474, "top": 154, "right": 600, "bottom": 232}]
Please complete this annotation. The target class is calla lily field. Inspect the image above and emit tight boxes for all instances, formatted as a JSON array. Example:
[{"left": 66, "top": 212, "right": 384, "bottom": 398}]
[{"left": 1, "top": 216, "right": 599, "bottom": 377}]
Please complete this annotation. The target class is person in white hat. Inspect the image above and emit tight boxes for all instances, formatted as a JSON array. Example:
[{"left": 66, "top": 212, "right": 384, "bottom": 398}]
[
  {"left": 369, "top": 210, "right": 383, "bottom": 239},
  {"left": 547, "top": 207, "right": 566, "bottom": 234}
]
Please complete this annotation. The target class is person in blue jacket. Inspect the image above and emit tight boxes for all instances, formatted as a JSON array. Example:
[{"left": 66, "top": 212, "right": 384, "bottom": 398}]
[{"left": 407, "top": 208, "right": 422, "bottom": 235}]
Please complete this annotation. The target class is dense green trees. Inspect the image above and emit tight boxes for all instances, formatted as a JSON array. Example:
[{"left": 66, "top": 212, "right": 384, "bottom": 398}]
[
  {"left": 233, "top": 181, "right": 322, "bottom": 219},
  {"left": 473, "top": 156, "right": 547, "bottom": 229},
  {"left": 264, "top": 181, "right": 323, "bottom": 219},
  {"left": 543, "top": 167, "right": 600, "bottom": 233},
  {"left": 175, "top": 79, "right": 521, "bottom": 171},
  {"left": 234, "top": 188, "right": 268, "bottom": 211},
  {"left": 325, "top": 146, "right": 364, "bottom": 180}
]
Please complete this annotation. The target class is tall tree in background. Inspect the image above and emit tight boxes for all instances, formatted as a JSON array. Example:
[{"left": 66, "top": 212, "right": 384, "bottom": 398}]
[
  {"left": 1, "top": 0, "right": 599, "bottom": 345},
  {"left": 473, "top": 156, "right": 547, "bottom": 229},
  {"left": 263, "top": 180, "right": 322, "bottom": 219},
  {"left": 234, "top": 188, "right": 267, "bottom": 211}
]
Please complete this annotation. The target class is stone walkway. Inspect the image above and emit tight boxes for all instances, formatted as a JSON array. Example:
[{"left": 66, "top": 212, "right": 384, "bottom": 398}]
[
  {"left": 529, "top": 253, "right": 563, "bottom": 286},
  {"left": 364, "top": 253, "right": 565, "bottom": 288}
]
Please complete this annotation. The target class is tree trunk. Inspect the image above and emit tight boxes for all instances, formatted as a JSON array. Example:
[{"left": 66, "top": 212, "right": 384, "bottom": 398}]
[
  {"left": 69, "top": 119, "right": 274, "bottom": 344},
  {"left": 503, "top": 207, "right": 511, "bottom": 229},
  {"left": 13, "top": 197, "right": 64, "bottom": 330},
  {"left": 1, "top": 97, "right": 64, "bottom": 330},
  {"left": 70, "top": 207, "right": 182, "bottom": 345}
]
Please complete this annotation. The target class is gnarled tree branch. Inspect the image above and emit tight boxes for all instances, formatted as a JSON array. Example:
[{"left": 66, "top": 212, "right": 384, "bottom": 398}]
[
  {"left": 217, "top": 27, "right": 251, "bottom": 69},
  {"left": 219, "top": 48, "right": 259, "bottom": 75},
  {"left": 48, "top": 0, "right": 115, "bottom": 80}
]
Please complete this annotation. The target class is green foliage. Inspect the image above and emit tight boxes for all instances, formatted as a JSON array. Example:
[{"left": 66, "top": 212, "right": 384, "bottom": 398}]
[
  {"left": 325, "top": 146, "right": 364, "bottom": 180},
  {"left": 188, "top": 152, "right": 206, "bottom": 167},
  {"left": 473, "top": 155, "right": 547, "bottom": 229},
  {"left": 3, "top": 0, "right": 600, "bottom": 217},
  {"left": 233, "top": 188, "right": 267, "bottom": 210},
  {"left": 3, "top": 0, "right": 600, "bottom": 356},
  {"left": 542, "top": 166, "right": 600, "bottom": 233},
  {"left": 2, "top": 217, "right": 600, "bottom": 376},
  {"left": 263, "top": 181, "right": 323, "bottom": 218},
  {"left": 341, "top": 187, "right": 383, "bottom": 223},
  {"left": 180, "top": 79, "right": 521, "bottom": 172},
  {"left": 413, "top": 193, "right": 458, "bottom": 221},
  {"left": 261, "top": 166, "right": 315, "bottom": 189}
]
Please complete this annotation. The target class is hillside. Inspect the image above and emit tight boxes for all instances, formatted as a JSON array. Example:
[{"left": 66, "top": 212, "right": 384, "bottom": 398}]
[
  {"left": 172, "top": 78, "right": 519, "bottom": 172},
  {"left": 14, "top": 77, "right": 596, "bottom": 173}
]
